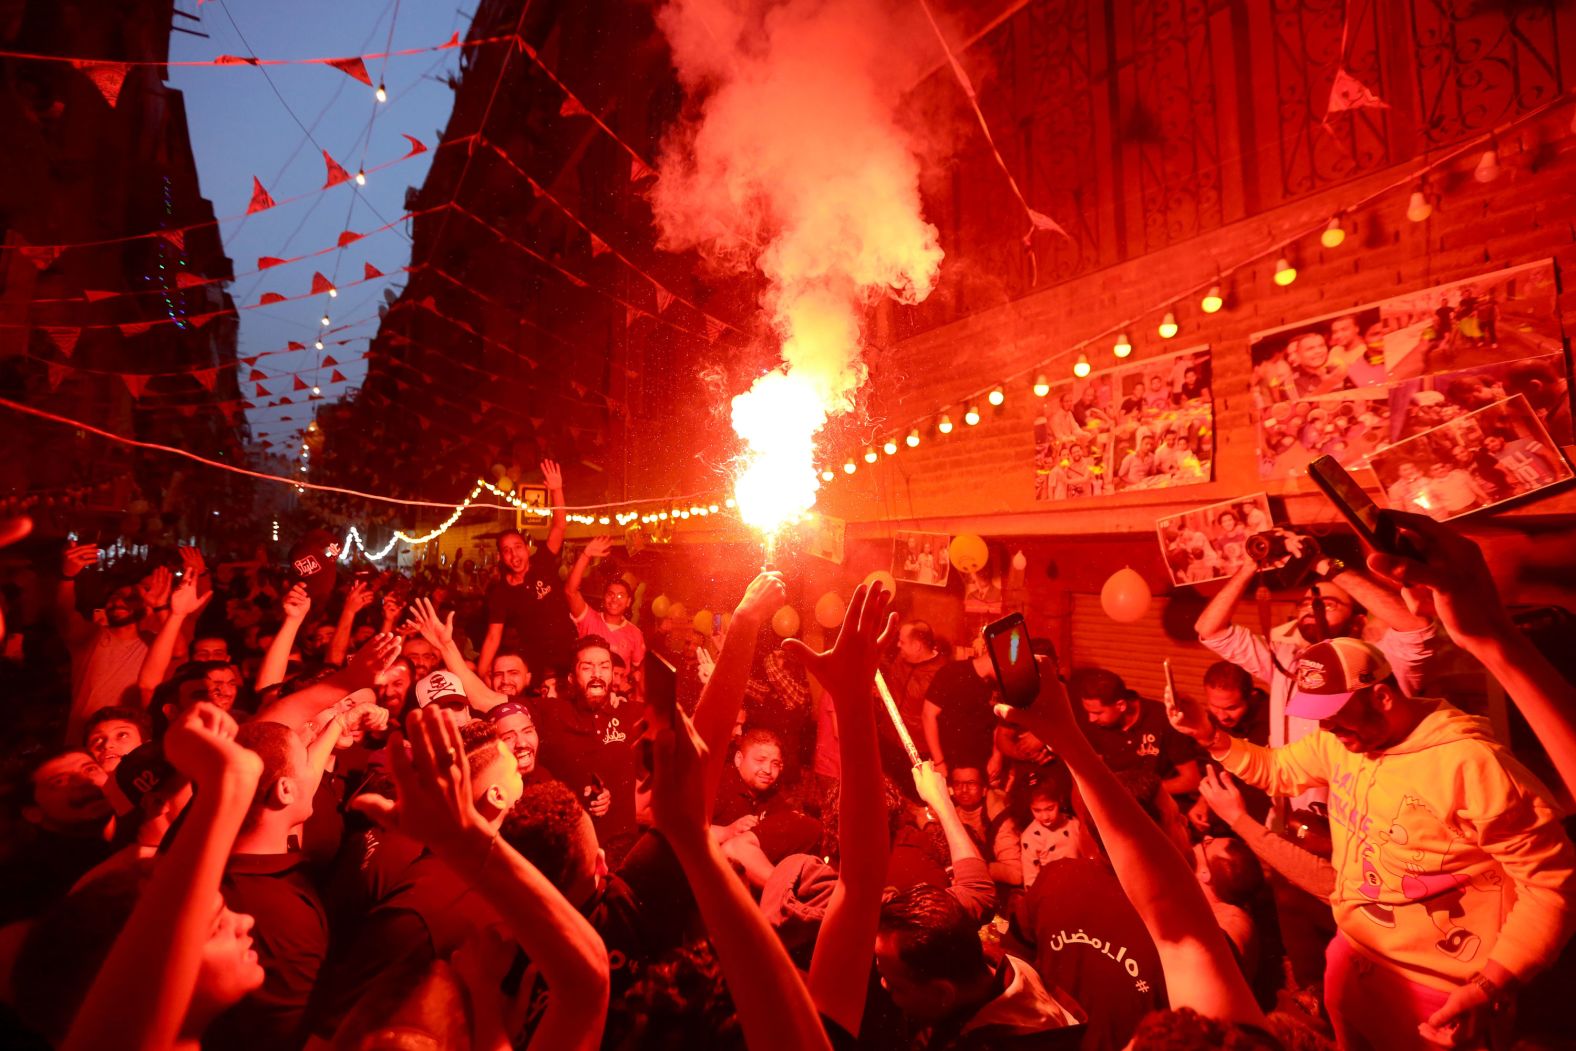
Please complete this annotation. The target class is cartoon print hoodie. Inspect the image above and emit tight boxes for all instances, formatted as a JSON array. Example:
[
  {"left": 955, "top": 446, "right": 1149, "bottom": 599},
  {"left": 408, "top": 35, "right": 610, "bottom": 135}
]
[{"left": 1220, "top": 700, "right": 1576, "bottom": 991}]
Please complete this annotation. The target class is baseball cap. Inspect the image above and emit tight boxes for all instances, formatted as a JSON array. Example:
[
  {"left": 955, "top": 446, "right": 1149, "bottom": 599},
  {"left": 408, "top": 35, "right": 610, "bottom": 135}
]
[
  {"left": 287, "top": 528, "right": 341, "bottom": 605},
  {"left": 1286, "top": 638, "right": 1391, "bottom": 721},
  {"left": 486, "top": 700, "right": 533, "bottom": 724},
  {"left": 115, "top": 742, "right": 178, "bottom": 809},
  {"left": 415, "top": 670, "right": 468, "bottom": 710}
]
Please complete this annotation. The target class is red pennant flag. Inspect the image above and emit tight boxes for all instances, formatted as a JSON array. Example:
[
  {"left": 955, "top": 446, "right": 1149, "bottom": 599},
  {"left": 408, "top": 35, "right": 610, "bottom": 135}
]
[
  {"left": 119, "top": 321, "right": 156, "bottom": 337},
  {"left": 1024, "top": 209, "right": 1069, "bottom": 244},
  {"left": 559, "top": 96, "right": 590, "bottom": 119},
  {"left": 1326, "top": 68, "right": 1388, "bottom": 115},
  {"left": 705, "top": 317, "right": 727, "bottom": 343},
  {"left": 213, "top": 54, "right": 260, "bottom": 66},
  {"left": 625, "top": 306, "right": 640, "bottom": 329},
  {"left": 248, "top": 369, "right": 266, "bottom": 381},
  {"left": 401, "top": 134, "right": 427, "bottom": 157},
  {"left": 121, "top": 374, "right": 151, "bottom": 399},
  {"left": 256, "top": 382, "right": 272, "bottom": 396},
  {"left": 337, "top": 229, "right": 363, "bottom": 247},
  {"left": 278, "top": 397, "right": 293, "bottom": 405},
  {"left": 70, "top": 60, "right": 131, "bottom": 107},
  {"left": 175, "top": 272, "right": 210, "bottom": 288},
  {"left": 257, "top": 255, "right": 289, "bottom": 270},
  {"left": 364, "top": 262, "right": 383, "bottom": 280},
  {"left": 241, "top": 400, "right": 257, "bottom": 410},
  {"left": 189, "top": 311, "right": 223, "bottom": 329},
  {"left": 321, "top": 150, "right": 351, "bottom": 188},
  {"left": 259, "top": 292, "right": 287, "bottom": 305},
  {"left": 293, "top": 375, "right": 309, "bottom": 391},
  {"left": 310, "top": 272, "right": 334, "bottom": 295},
  {"left": 321, "top": 354, "right": 339, "bottom": 366},
  {"left": 247, "top": 177, "right": 276, "bottom": 214},
  {"left": 82, "top": 289, "right": 117, "bottom": 301},
  {"left": 589, "top": 234, "right": 610, "bottom": 257},
  {"left": 192, "top": 368, "right": 218, "bottom": 391},
  {"left": 45, "top": 362, "right": 68, "bottom": 390},
  {"left": 242, "top": 356, "right": 258, "bottom": 366},
  {"left": 324, "top": 56, "right": 372, "bottom": 85},
  {"left": 19, "top": 245, "right": 63, "bottom": 270},
  {"left": 330, "top": 369, "right": 347, "bottom": 383},
  {"left": 287, "top": 342, "right": 305, "bottom": 351},
  {"left": 654, "top": 287, "right": 675, "bottom": 313},
  {"left": 156, "top": 229, "right": 187, "bottom": 252},
  {"left": 42, "top": 327, "right": 80, "bottom": 358},
  {"left": 440, "top": 32, "right": 461, "bottom": 49},
  {"left": 631, "top": 156, "right": 656, "bottom": 182}
]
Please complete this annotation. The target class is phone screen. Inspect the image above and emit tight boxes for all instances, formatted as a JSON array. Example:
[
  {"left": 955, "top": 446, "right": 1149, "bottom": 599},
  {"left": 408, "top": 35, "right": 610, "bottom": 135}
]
[
  {"left": 1308, "top": 455, "right": 1418, "bottom": 558},
  {"left": 983, "top": 612, "right": 1040, "bottom": 709}
]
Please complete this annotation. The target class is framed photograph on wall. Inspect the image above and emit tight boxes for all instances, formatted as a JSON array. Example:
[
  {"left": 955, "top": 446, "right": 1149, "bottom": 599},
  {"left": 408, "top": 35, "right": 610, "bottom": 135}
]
[
  {"left": 892, "top": 530, "right": 951, "bottom": 587},
  {"left": 1155, "top": 493, "right": 1274, "bottom": 586}
]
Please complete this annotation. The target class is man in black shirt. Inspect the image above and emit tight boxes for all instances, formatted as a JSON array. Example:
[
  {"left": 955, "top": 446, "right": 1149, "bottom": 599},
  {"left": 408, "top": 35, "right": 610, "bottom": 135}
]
[
  {"left": 0, "top": 749, "right": 116, "bottom": 925},
  {"left": 922, "top": 643, "right": 1000, "bottom": 779},
  {"left": 1198, "top": 661, "right": 1271, "bottom": 822},
  {"left": 535, "top": 634, "right": 640, "bottom": 863},
  {"left": 1070, "top": 667, "right": 1201, "bottom": 798},
  {"left": 477, "top": 459, "right": 575, "bottom": 679}
]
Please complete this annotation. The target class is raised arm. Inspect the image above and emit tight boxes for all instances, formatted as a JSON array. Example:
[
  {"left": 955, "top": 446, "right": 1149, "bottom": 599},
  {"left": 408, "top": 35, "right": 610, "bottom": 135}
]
[
  {"left": 256, "top": 584, "right": 310, "bottom": 691},
  {"left": 540, "top": 459, "right": 566, "bottom": 556},
  {"left": 783, "top": 583, "right": 897, "bottom": 1035},
  {"left": 912, "top": 760, "right": 995, "bottom": 923},
  {"left": 647, "top": 677, "right": 831, "bottom": 1051},
  {"left": 54, "top": 544, "right": 101, "bottom": 645},
  {"left": 1001, "top": 672, "right": 1266, "bottom": 1028},
  {"left": 477, "top": 622, "right": 505, "bottom": 679},
  {"left": 564, "top": 537, "right": 611, "bottom": 620},
  {"left": 326, "top": 580, "right": 374, "bottom": 667},
  {"left": 254, "top": 632, "right": 400, "bottom": 734},
  {"left": 1321, "top": 559, "right": 1429, "bottom": 633},
  {"left": 1194, "top": 559, "right": 1256, "bottom": 640},
  {"left": 352, "top": 708, "right": 609, "bottom": 1051},
  {"left": 404, "top": 598, "right": 507, "bottom": 712},
  {"left": 138, "top": 574, "right": 211, "bottom": 704},
  {"left": 691, "top": 572, "right": 785, "bottom": 802},
  {"left": 1199, "top": 767, "right": 1335, "bottom": 902},
  {"left": 62, "top": 703, "right": 262, "bottom": 1051}
]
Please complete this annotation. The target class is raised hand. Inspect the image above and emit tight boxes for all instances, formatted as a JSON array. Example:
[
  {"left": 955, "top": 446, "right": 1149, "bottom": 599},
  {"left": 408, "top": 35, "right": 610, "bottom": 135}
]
[
  {"left": 380, "top": 592, "right": 402, "bottom": 627},
  {"left": 169, "top": 574, "right": 212, "bottom": 618},
  {"left": 343, "top": 579, "right": 374, "bottom": 617},
  {"left": 164, "top": 702, "right": 262, "bottom": 790},
  {"left": 139, "top": 565, "right": 173, "bottom": 609},
  {"left": 540, "top": 459, "right": 563, "bottom": 492},
  {"left": 587, "top": 787, "right": 612, "bottom": 818},
  {"left": 62, "top": 542, "right": 100, "bottom": 579},
  {"left": 177, "top": 545, "right": 207, "bottom": 582},
  {"left": 993, "top": 666, "right": 1082, "bottom": 756},
  {"left": 781, "top": 582, "right": 896, "bottom": 704},
  {"left": 281, "top": 582, "right": 311, "bottom": 621},
  {"left": 647, "top": 697, "right": 712, "bottom": 850},
  {"left": 403, "top": 596, "right": 455, "bottom": 651},
  {"left": 1197, "top": 767, "right": 1247, "bottom": 824},
  {"left": 1364, "top": 511, "right": 1510, "bottom": 649},
  {"left": 911, "top": 759, "right": 949, "bottom": 812},
  {"left": 334, "top": 699, "right": 390, "bottom": 749},
  {"left": 734, "top": 570, "right": 787, "bottom": 623},
  {"left": 583, "top": 536, "right": 613, "bottom": 560},
  {"left": 1165, "top": 682, "right": 1216, "bottom": 746},
  {"left": 349, "top": 707, "right": 488, "bottom": 861},
  {"left": 345, "top": 632, "right": 402, "bottom": 690}
]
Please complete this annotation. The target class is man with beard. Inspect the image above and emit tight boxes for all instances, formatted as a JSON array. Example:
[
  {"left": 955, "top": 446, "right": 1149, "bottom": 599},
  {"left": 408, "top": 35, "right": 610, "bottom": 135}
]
[
  {"left": 477, "top": 460, "right": 576, "bottom": 679},
  {"left": 488, "top": 699, "right": 553, "bottom": 785},
  {"left": 1193, "top": 529, "right": 1442, "bottom": 800},
  {"left": 490, "top": 649, "right": 532, "bottom": 699},
  {"left": 535, "top": 635, "right": 640, "bottom": 863},
  {"left": 56, "top": 544, "right": 169, "bottom": 742},
  {"left": 710, "top": 728, "right": 822, "bottom": 885}
]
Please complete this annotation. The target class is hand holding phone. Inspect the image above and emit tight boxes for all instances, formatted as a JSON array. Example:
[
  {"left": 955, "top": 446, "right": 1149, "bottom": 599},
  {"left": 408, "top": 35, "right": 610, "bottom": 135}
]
[
  {"left": 1308, "top": 455, "right": 1424, "bottom": 560},
  {"left": 983, "top": 613, "right": 1040, "bottom": 709}
]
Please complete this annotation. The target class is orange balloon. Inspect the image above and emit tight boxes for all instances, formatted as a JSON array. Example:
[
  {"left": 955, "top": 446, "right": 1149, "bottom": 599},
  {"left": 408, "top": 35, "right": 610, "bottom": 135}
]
[
  {"left": 1100, "top": 567, "right": 1152, "bottom": 623},
  {"left": 771, "top": 605, "right": 801, "bottom": 638},
  {"left": 814, "top": 591, "right": 845, "bottom": 629}
]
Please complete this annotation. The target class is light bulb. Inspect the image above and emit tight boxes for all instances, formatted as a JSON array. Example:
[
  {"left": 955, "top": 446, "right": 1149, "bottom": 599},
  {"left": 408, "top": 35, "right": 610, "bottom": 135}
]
[
  {"left": 375, "top": 83, "right": 387, "bottom": 103},
  {"left": 1321, "top": 217, "right": 1346, "bottom": 248},
  {"left": 844, "top": 458, "right": 857, "bottom": 474},
  {"left": 1273, "top": 256, "right": 1297, "bottom": 286},
  {"left": 320, "top": 314, "right": 331, "bottom": 326},
  {"left": 1474, "top": 148, "right": 1500, "bottom": 183},
  {"left": 987, "top": 385, "right": 1005, "bottom": 407},
  {"left": 1158, "top": 311, "right": 1179, "bottom": 339},
  {"left": 906, "top": 428, "right": 921, "bottom": 448},
  {"left": 1406, "top": 190, "right": 1432, "bottom": 223},
  {"left": 354, "top": 170, "right": 367, "bottom": 186},
  {"left": 327, "top": 286, "right": 338, "bottom": 298},
  {"left": 1032, "top": 374, "right": 1050, "bottom": 398},
  {"left": 964, "top": 403, "right": 981, "bottom": 426},
  {"left": 311, "top": 385, "right": 321, "bottom": 395},
  {"left": 1113, "top": 333, "right": 1132, "bottom": 359},
  {"left": 883, "top": 437, "right": 898, "bottom": 456},
  {"left": 1201, "top": 285, "right": 1223, "bottom": 313},
  {"left": 938, "top": 413, "right": 954, "bottom": 434},
  {"left": 820, "top": 468, "right": 835, "bottom": 482},
  {"left": 864, "top": 447, "right": 878, "bottom": 464},
  {"left": 314, "top": 339, "right": 324, "bottom": 350},
  {"left": 1073, "top": 353, "right": 1092, "bottom": 378}
]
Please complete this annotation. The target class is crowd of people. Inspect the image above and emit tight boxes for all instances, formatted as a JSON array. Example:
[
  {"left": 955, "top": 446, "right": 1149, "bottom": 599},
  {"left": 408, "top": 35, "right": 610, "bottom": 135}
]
[{"left": 0, "top": 460, "right": 1573, "bottom": 1051}]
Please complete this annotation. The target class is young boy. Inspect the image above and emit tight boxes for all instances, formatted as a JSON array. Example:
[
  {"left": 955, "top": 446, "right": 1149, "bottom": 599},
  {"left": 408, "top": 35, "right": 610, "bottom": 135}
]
[{"left": 1020, "top": 783, "right": 1087, "bottom": 887}]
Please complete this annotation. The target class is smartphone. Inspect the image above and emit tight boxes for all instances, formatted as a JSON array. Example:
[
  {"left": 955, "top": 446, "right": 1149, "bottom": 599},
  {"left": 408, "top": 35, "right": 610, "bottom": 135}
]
[
  {"left": 1163, "top": 658, "right": 1177, "bottom": 706},
  {"left": 711, "top": 612, "right": 723, "bottom": 636},
  {"left": 1307, "top": 455, "right": 1422, "bottom": 559},
  {"left": 643, "top": 650, "right": 678, "bottom": 723},
  {"left": 983, "top": 612, "right": 1040, "bottom": 709}
]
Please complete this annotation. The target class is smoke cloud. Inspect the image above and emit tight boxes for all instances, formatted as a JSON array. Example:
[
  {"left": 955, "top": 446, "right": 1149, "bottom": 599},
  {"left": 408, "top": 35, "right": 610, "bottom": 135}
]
[{"left": 653, "top": 0, "right": 943, "bottom": 531}]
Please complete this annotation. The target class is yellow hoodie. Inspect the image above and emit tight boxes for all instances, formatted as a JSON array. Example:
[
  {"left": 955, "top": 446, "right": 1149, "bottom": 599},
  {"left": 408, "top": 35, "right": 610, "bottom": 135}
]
[{"left": 1221, "top": 700, "right": 1576, "bottom": 991}]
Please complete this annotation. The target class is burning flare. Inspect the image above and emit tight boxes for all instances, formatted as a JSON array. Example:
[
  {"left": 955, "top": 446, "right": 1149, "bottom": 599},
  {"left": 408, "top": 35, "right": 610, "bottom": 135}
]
[{"left": 653, "top": 0, "right": 943, "bottom": 537}]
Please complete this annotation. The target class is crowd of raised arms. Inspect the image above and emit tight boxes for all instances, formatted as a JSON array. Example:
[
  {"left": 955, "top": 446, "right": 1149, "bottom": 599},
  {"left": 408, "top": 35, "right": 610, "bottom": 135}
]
[{"left": 0, "top": 460, "right": 1572, "bottom": 1051}]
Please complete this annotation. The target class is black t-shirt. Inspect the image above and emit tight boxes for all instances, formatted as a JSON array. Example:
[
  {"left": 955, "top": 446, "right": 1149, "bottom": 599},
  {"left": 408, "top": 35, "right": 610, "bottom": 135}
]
[
  {"left": 711, "top": 768, "right": 822, "bottom": 863},
  {"left": 927, "top": 661, "right": 999, "bottom": 770},
  {"left": 484, "top": 547, "right": 575, "bottom": 674},
  {"left": 535, "top": 695, "right": 641, "bottom": 863},
  {"left": 1081, "top": 699, "right": 1201, "bottom": 783},
  {"left": 209, "top": 853, "right": 329, "bottom": 1051},
  {"left": 1012, "top": 859, "right": 1166, "bottom": 1051}
]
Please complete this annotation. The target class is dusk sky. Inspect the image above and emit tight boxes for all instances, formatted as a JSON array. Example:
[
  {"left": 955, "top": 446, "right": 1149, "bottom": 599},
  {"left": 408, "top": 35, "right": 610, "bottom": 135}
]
[{"left": 168, "top": 1, "right": 473, "bottom": 450}]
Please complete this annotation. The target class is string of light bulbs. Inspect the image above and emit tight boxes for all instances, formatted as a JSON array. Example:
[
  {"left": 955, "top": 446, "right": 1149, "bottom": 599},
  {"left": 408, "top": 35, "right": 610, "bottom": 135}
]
[{"left": 817, "top": 91, "right": 1576, "bottom": 482}]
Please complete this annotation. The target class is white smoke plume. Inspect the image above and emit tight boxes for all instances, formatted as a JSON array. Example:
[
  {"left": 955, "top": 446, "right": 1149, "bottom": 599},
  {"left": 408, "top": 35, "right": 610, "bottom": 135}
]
[{"left": 652, "top": 0, "right": 944, "bottom": 533}]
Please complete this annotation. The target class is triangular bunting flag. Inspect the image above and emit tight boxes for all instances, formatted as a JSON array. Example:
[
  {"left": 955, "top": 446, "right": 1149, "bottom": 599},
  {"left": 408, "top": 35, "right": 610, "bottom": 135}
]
[
  {"left": 189, "top": 311, "right": 223, "bottom": 328},
  {"left": 417, "top": 416, "right": 432, "bottom": 431},
  {"left": 278, "top": 397, "right": 293, "bottom": 405},
  {"left": 258, "top": 256, "right": 289, "bottom": 269},
  {"left": 287, "top": 342, "right": 305, "bottom": 351},
  {"left": 218, "top": 402, "right": 240, "bottom": 424},
  {"left": 119, "top": 321, "right": 156, "bottom": 337},
  {"left": 321, "top": 354, "right": 339, "bottom": 366},
  {"left": 247, "top": 177, "right": 276, "bottom": 214},
  {"left": 157, "top": 228, "right": 187, "bottom": 251},
  {"left": 559, "top": 96, "right": 591, "bottom": 118},
  {"left": 82, "top": 289, "right": 117, "bottom": 301},
  {"left": 324, "top": 56, "right": 372, "bottom": 86},
  {"left": 631, "top": 156, "right": 656, "bottom": 182},
  {"left": 241, "top": 401, "right": 257, "bottom": 410},
  {"left": 401, "top": 134, "right": 427, "bottom": 157},
  {"left": 1326, "top": 68, "right": 1388, "bottom": 115},
  {"left": 589, "top": 234, "right": 610, "bottom": 257},
  {"left": 175, "top": 272, "right": 210, "bottom": 288},
  {"left": 705, "top": 317, "right": 727, "bottom": 343},
  {"left": 440, "top": 31, "right": 461, "bottom": 49},
  {"left": 321, "top": 150, "right": 351, "bottom": 188},
  {"left": 293, "top": 375, "right": 309, "bottom": 391},
  {"left": 242, "top": 356, "right": 259, "bottom": 366},
  {"left": 364, "top": 262, "right": 383, "bottom": 280},
  {"left": 70, "top": 60, "right": 131, "bottom": 107},
  {"left": 42, "top": 327, "right": 80, "bottom": 358},
  {"left": 654, "top": 287, "right": 675, "bottom": 313},
  {"left": 19, "top": 245, "right": 63, "bottom": 270},
  {"left": 337, "top": 229, "right": 364, "bottom": 247},
  {"left": 213, "top": 54, "right": 260, "bottom": 66},
  {"left": 256, "top": 382, "right": 272, "bottom": 397},
  {"left": 192, "top": 367, "right": 218, "bottom": 391},
  {"left": 45, "top": 362, "right": 68, "bottom": 390},
  {"left": 259, "top": 292, "right": 287, "bottom": 305},
  {"left": 1024, "top": 209, "right": 1069, "bottom": 243},
  {"left": 248, "top": 369, "right": 266, "bottom": 381},
  {"left": 121, "top": 374, "right": 151, "bottom": 399},
  {"left": 330, "top": 370, "right": 347, "bottom": 383},
  {"left": 310, "top": 272, "right": 334, "bottom": 295}
]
